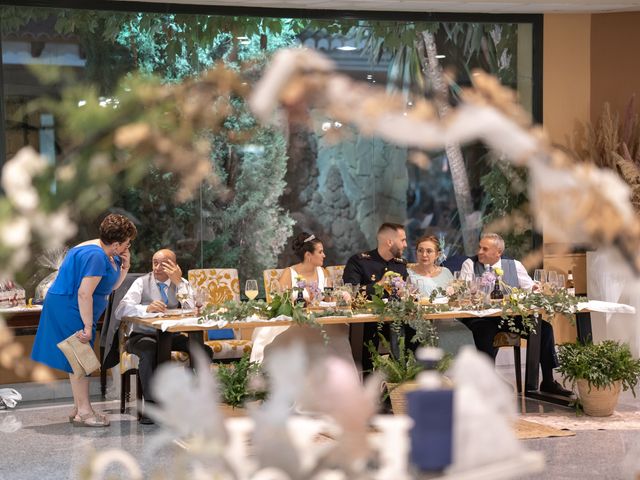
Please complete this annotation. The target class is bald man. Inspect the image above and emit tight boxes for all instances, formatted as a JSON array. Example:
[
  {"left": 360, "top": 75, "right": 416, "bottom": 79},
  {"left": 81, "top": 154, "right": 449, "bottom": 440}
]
[
  {"left": 115, "top": 248, "right": 211, "bottom": 423},
  {"left": 343, "top": 222, "right": 411, "bottom": 374}
]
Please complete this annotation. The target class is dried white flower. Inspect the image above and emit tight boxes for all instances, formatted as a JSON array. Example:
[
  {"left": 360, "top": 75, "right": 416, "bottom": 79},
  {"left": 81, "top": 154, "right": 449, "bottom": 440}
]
[
  {"left": 0, "top": 217, "right": 31, "bottom": 249},
  {"left": 32, "top": 209, "right": 77, "bottom": 250},
  {"left": 1, "top": 147, "right": 47, "bottom": 212}
]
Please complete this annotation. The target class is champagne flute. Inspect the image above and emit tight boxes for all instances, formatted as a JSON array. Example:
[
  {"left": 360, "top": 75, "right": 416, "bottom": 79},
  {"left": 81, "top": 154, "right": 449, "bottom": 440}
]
[{"left": 245, "top": 279, "right": 259, "bottom": 301}]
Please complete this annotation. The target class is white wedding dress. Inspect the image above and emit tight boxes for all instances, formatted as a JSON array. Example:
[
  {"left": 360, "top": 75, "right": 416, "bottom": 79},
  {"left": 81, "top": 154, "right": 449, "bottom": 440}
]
[{"left": 250, "top": 267, "right": 356, "bottom": 378}]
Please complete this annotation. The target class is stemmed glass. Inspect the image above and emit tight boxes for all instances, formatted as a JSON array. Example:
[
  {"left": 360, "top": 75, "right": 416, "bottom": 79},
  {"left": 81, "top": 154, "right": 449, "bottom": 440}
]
[
  {"left": 194, "top": 287, "right": 207, "bottom": 315},
  {"left": 547, "top": 271, "right": 558, "bottom": 289},
  {"left": 245, "top": 279, "right": 259, "bottom": 301},
  {"left": 176, "top": 290, "right": 192, "bottom": 316},
  {"left": 534, "top": 269, "right": 547, "bottom": 285}
]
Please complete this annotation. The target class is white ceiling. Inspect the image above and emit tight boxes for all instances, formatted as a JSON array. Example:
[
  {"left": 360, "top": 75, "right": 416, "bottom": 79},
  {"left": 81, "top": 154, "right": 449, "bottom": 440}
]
[{"left": 122, "top": 0, "right": 640, "bottom": 13}]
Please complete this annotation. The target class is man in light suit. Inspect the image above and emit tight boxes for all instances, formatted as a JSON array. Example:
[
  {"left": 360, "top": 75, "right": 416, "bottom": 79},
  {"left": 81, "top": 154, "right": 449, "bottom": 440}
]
[{"left": 115, "top": 248, "right": 212, "bottom": 423}]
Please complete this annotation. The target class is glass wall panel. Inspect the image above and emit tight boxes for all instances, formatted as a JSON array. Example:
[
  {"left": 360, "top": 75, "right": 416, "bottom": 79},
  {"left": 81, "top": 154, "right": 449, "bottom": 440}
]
[{"left": 0, "top": 5, "right": 539, "bottom": 292}]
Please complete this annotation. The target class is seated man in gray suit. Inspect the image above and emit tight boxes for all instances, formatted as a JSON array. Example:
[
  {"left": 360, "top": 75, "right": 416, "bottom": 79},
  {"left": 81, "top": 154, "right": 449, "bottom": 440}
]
[
  {"left": 115, "top": 248, "right": 212, "bottom": 424},
  {"left": 459, "top": 232, "right": 572, "bottom": 397}
]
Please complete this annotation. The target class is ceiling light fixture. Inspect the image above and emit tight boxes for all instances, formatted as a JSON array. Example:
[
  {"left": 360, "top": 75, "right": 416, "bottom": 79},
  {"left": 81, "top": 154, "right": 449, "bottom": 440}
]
[{"left": 337, "top": 45, "right": 358, "bottom": 51}]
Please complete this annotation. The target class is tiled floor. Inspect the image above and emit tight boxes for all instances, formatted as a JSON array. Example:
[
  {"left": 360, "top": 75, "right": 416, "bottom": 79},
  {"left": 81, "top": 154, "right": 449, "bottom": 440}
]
[{"left": 2, "top": 371, "right": 640, "bottom": 480}]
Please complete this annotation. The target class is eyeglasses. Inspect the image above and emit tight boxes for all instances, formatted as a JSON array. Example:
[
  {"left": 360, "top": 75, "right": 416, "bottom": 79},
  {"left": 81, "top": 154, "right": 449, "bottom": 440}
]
[{"left": 417, "top": 248, "right": 436, "bottom": 254}]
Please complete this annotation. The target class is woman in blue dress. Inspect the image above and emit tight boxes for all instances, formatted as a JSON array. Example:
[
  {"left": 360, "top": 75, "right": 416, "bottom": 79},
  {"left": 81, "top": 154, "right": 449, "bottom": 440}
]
[
  {"left": 32, "top": 213, "right": 136, "bottom": 427},
  {"left": 408, "top": 235, "right": 453, "bottom": 298}
]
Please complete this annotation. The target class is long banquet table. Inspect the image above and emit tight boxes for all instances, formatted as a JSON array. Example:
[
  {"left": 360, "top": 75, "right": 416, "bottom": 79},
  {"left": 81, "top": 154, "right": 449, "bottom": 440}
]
[{"left": 123, "top": 300, "right": 631, "bottom": 407}]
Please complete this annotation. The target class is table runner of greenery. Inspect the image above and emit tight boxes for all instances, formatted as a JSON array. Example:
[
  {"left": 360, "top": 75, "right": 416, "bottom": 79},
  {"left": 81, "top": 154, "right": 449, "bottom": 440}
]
[{"left": 196, "top": 285, "right": 585, "bottom": 347}]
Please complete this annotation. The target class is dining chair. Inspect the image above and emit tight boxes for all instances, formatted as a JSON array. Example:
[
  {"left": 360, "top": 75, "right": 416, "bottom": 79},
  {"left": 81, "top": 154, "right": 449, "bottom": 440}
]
[
  {"left": 493, "top": 332, "right": 523, "bottom": 393},
  {"left": 188, "top": 268, "right": 252, "bottom": 361},
  {"left": 262, "top": 268, "right": 284, "bottom": 303},
  {"left": 325, "top": 265, "right": 345, "bottom": 286}
]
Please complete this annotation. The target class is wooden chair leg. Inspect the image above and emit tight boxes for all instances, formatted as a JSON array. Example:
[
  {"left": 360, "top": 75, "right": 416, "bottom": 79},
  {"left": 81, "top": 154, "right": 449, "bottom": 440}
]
[
  {"left": 100, "top": 346, "right": 107, "bottom": 397},
  {"left": 120, "top": 371, "right": 127, "bottom": 414},
  {"left": 514, "top": 346, "right": 522, "bottom": 394},
  {"left": 136, "top": 372, "right": 143, "bottom": 420}
]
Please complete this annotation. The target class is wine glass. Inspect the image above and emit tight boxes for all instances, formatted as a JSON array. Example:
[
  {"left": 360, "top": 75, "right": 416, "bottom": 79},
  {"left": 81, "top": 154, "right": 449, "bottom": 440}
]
[
  {"left": 194, "top": 287, "right": 207, "bottom": 315},
  {"left": 556, "top": 274, "right": 566, "bottom": 290},
  {"left": 534, "top": 269, "right": 546, "bottom": 285},
  {"left": 245, "top": 279, "right": 259, "bottom": 301},
  {"left": 333, "top": 277, "right": 344, "bottom": 289},
  {"left": 176, "top": 290, "right": 192, "bottom": 315},
  {"left": 547, "top": 271, "right": 558, "bottom": 289}
]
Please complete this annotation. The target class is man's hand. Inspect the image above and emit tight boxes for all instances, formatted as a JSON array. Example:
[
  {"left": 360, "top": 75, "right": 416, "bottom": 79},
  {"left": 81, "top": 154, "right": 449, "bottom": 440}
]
[
  {"left": 162, "top": 259, "right": 183, "bottom": 285},
  {"left": 147, "top": 301, "right": 167, "bottom": 313}
]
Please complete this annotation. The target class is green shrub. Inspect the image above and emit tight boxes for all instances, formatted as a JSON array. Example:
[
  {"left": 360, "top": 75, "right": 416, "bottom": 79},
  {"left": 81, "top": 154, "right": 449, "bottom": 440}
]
[
  {"left": 557, "top": 340, "right": 640, "bottom": 395},
  {"left": 216, "top": 353, "right": 266, "bottom": 408},
  {"left": 366, "top": 334, "right": 423, "bottom": 384}
]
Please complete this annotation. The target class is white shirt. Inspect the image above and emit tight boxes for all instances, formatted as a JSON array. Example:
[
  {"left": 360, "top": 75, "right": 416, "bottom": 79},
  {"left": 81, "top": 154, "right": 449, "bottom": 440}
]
[
  {"left": 115, "top": 275, "right": 193, "bottom": 321},
  {"left": 460, "top": 258, "right": 534, "bottom": 290}
]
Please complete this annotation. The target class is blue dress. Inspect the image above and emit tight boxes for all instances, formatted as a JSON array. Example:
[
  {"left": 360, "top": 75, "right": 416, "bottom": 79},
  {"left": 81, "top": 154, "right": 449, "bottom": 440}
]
[{"left": 31, "top": 244, "right": 121, "bottom": 373}]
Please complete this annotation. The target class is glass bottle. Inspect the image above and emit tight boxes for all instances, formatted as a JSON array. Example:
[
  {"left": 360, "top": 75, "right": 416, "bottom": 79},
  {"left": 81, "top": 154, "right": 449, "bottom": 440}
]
[
  {"left": 295, "top": 288, "right": 307, "bottom": 307},
  {"left": 490, "top": 280, "right": 504, "bottom": 300},
  {"left": 566, "top": 270, "right": 576, "bottom": 296}
]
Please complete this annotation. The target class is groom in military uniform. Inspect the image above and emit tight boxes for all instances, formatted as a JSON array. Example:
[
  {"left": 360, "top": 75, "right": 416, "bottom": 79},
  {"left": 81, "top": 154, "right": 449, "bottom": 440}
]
[{"left": 343, "top": 222, "right": 410, "bottom": 374}]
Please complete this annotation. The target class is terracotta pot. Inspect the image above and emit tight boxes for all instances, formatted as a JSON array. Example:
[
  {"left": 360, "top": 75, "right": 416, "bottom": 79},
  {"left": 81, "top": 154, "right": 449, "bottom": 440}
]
[
  {"left": 576, "top": 379, "right": 622, "bottom": 417},
  {"left": 218, "top": 403, "right": 248, "bottom": 417},
  {"left": 386, "top": 381, "right": 419, "bottom": 415}
]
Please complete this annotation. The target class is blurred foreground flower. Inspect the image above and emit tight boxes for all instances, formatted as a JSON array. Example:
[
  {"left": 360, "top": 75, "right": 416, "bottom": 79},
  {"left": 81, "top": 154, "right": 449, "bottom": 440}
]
[{"left": 250, "top": 48, "right": 640, "bottom": 275}]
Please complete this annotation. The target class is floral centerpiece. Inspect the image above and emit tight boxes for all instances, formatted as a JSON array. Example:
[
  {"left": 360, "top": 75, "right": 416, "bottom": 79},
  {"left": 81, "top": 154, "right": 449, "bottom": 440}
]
[
  {"left": 372, "top": 280, "right": 439, "bottom": 347},
  {"left": 381, "top": 271, "right": 406, "bottom": 299}
]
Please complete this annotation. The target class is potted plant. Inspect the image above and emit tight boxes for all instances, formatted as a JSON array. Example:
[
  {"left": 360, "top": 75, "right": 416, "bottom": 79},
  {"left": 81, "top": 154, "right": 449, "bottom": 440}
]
[
  {"left": 216, "top": 353, "right": 266, "bottom": 416},
  {"left": 557, "top": 340, "right": 640, "bottom": 416},
  {"left": 367, "top": 334, "right": 423, "bottom": 415}
]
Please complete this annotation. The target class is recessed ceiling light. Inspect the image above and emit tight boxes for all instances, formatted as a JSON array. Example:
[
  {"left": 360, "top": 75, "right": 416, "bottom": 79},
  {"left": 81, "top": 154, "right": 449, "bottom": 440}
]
[
  {"left": 436, "top": 54, "right": 446, "bottom": 59},
  {"left": 337, "top": 45, "right": 358, "bottom": 51}
]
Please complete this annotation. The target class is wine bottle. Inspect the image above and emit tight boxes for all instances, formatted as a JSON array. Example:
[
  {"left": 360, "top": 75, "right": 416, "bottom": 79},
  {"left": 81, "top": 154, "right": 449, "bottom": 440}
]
[
  {"left": 566, "top": 270, "right": 576, "bottom": 296},
  {"left": 295, "top": 288, "right": 307, "bottom": 307},
  {"left": 490, "top": 280, "right": 504, "bottom": 300}
]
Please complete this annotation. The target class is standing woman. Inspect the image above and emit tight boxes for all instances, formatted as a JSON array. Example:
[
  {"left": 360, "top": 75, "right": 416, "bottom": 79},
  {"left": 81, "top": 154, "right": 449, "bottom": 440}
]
[
  {"left": 32, "top": 213, "right": 137, "bottom": 427},
  {"left": 408, "top": 235, "right": 453, "bottom": 297}
]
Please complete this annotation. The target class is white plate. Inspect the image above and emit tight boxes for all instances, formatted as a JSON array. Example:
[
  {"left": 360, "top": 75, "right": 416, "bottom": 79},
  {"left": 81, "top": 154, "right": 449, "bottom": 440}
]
[{"left": 163, "top": 308, "right": 195, "bottom": 316}]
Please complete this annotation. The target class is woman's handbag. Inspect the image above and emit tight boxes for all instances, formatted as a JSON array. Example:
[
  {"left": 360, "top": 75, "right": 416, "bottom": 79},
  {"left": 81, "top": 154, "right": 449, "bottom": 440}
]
[{"left": 57, "top": 333, "right": 101, "bottom": 377}]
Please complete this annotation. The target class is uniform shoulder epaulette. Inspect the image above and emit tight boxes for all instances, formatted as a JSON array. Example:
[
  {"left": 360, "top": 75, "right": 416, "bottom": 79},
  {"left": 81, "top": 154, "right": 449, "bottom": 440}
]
[
  {"left": 358, "top": 252, "right": 372, "bottom": 259},
  {"left": 392, "top": 257, "right": 407, "bottom": 264}
]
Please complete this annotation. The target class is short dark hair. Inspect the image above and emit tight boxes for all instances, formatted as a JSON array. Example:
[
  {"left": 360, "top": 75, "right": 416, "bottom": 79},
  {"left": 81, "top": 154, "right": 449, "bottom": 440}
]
[
  {"left": 292, "top": 232, "right": 322, "bottom": 261},
  {"left": 99, "top": 214, "right": 137, "bottom": 245},
  {"left": 377, "top": 222, "right": 405, "bottom": 235}
]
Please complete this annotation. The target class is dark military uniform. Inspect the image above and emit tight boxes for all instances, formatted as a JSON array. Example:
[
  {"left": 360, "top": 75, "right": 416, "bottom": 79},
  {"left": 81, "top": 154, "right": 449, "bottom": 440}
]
[
  {"left": 343, "top": 249, "right": 412, "bottom": 375},
  {"left": 343, "top": 249, "right": 408, "bottom": 296}
]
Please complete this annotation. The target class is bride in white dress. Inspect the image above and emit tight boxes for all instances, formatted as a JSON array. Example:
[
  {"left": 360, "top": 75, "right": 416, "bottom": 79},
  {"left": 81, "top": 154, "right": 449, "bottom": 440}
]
[{"left": 251, "top": 233, "right": 356, "bottom": 376}]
